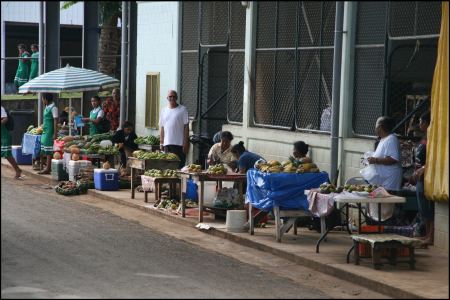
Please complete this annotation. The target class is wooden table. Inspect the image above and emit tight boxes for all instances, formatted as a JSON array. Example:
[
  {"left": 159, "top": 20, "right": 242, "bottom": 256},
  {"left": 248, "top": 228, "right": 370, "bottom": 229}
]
[
  {"left": 141, "top": 176, "right": 181, "bottom": 203},
  {"left": 128, "top": 157, "right": 180, "bottom": 199},
  {"left": 333, "top": 194, "right": 406, "bottom": 263},
  {"left": 178, "top": 171, "right": 247, "bottom": 222}
]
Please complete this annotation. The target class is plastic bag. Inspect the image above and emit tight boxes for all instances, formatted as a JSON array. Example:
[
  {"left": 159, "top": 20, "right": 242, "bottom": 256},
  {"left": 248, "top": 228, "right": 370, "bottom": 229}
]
[
  {"left": 360, "top": 164, "right": 379, "bottom": 182},
  {"left": 185, "top": 179, "right": 198, "bottom": 201},
  {"left": 213, "top": 187, "right": 239, "bottom": 208}
]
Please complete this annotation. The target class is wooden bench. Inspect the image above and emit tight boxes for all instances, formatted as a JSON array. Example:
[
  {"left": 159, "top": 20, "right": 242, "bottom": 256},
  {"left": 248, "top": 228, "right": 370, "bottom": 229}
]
[{"left": 351, "top": 233, "right": 422, "bottom": 270}]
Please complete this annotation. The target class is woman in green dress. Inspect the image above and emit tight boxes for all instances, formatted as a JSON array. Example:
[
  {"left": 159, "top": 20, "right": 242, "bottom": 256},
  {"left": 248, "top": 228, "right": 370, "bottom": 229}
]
[
  {"left": 83, "top": 96, "right": 106, "bottom": 136},
  {"left": 14, "top": 44, "right": 31, "bottom": 89},
  {"left": 38, "top": 93, "right": 59, "bottom": 174},
  {"left": 1, "top": 106, "right": 23, "bottom": 179},
  {"left": 29, "top": 44, "right": 39, "bottom": 81}
]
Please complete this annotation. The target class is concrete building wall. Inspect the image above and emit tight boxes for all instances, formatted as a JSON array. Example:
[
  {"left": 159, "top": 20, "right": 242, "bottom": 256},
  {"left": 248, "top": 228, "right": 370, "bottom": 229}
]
[
  {"left": 1, "top": 1, "right": 83, "bottom": 25},
  {"left": 135, "top": 1, "right": 179, "bottom": 137},
  {"left": 434, "top": 202, "right": 449, "bottom": 251}
]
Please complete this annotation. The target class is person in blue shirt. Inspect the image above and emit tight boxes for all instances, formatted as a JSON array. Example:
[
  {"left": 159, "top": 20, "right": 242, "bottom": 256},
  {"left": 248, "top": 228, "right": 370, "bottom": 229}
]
[{"left": 231, "top": 141, "right": 264, "bottom": 174}]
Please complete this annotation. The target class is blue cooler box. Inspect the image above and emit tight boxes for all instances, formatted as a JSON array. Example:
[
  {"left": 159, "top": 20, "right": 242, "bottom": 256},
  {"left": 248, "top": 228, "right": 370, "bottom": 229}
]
[
  {"left": 12, "top": 146, "right": 32, "bottom": 165},
  {"left": 94, "top": 169, "right": 119, "bottom": 191}
]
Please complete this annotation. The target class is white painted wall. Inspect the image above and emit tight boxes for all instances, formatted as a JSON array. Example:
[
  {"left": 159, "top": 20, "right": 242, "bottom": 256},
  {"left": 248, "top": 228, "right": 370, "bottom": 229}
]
[{"left": 135, "top": 1, "right": 179, "bottom": 137}]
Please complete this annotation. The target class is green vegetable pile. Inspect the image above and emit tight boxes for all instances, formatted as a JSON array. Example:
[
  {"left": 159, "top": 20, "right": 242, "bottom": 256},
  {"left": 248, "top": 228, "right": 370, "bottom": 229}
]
[
  {"left": 97, "top": 146, "right": 120, "bottom": 155},
  {"left": 144, "top": 169, "right": 178, "bottom": 178},
  {"left": 156, "top": 199, "right": 180, "bottom": 210},
  {"left": 87, "top": 133, "right": 113, "bottom": 143},
  {"left": 132, "top": 150, "right": 179, "bottom": 161},
  {"left": 134, "top": 135, "right": 160, "bottom": 145},
  {"left": 207, "top": 163, "right": 227, "bottom": 175}
]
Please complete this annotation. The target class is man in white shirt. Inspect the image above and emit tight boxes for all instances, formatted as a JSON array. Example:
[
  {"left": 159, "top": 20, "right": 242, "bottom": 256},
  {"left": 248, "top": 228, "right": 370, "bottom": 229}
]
[{"left": 159, "top": 90, "right": 189, "bottom": 168}]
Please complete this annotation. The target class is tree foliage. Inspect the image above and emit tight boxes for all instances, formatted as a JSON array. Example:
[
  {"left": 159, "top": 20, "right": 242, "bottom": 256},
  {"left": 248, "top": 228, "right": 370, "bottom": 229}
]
[{"left": 61, "top": 1, "right": 121, "bottom": 26}]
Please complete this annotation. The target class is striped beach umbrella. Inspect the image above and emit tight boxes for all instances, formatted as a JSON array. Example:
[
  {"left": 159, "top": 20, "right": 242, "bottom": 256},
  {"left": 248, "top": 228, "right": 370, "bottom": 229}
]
[
  {"left": 18, "top": 64, "right": 119, "bottom": 93},
  {"left": 18, "top": 64, "right": 119, "bottom": 135}
]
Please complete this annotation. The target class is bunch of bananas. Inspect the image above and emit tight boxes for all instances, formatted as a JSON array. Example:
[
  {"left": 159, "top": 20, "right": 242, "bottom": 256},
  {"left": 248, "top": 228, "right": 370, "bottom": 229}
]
[
  {"left": 186, "top": 164, "right": 202, "bottom": 173},
  {"left": 207, "top": 163, "right": 227, "bottom": 175},
  {"left": 132, "top": 150, "right": 180, "bottom": 161},
  {"left": 134, "top": 135, "right": 160, "bottom": 145},
  {"left": 256, "top": 160, "right": 320, "bottom": 173},
  {"left": 144, "top": 169, "right": 178, "bottom": 178}
]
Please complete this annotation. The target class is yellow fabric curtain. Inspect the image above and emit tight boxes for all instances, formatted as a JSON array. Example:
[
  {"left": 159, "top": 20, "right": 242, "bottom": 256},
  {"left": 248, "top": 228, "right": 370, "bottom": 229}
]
[{"left": 425, "top": 2, "right": 449, "bottom": 202}]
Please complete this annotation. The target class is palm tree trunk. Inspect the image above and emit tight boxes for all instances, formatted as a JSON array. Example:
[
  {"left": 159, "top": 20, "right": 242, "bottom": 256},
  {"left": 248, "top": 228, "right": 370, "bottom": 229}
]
[{"left": 98, "top": 23, "right": 121, "bottom": 77}]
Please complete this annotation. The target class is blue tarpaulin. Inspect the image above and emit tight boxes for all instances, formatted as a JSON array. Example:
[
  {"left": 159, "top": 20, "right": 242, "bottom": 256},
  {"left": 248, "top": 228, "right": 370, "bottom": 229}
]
[
  {"left": 246, "top": 169, "right": 329, "bottom": 211},
  {"left": 21, "top": 133, "right": 41, "bottom": 158}
]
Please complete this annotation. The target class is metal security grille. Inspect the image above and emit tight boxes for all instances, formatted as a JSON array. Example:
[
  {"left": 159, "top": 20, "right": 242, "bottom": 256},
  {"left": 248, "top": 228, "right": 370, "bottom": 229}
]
[
  {"left": 254, "top": 1, "right": 335, "bottom": 131},
  {"left": 352, "top": 1, "right": 441, "bottom": 136},
  {"left": 180, "top": 2, "right": 199, "bottom": 119},
  {"left": 387, "top": 44, "right": 437, "bottom": 133},
  {"left": 227, "top": 1, "right": 246, "bottom": 123},
  {"left": 180, "top": 1, "right": 246, "bottom": 127},
  {"left": 389, "top": 1, "right": 442, "bottom": 38},
  {"left": 352, "top": 2, "right": 388, "bottom": 136}
]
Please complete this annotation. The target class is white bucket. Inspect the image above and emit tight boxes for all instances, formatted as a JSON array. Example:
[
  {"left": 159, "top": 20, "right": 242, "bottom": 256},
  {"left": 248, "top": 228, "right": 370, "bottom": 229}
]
[{"left": 226, "top": 210, "right": 247, "bottom": 233}]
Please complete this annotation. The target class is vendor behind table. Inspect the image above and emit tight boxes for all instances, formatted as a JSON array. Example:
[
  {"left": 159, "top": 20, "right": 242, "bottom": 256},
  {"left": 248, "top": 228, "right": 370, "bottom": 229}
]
[
  {"left": 207, "top": 131, "right": 237, "bottom": 169},
  {"left": 112, "top": 121, "right": 138, "bottom": 172}
]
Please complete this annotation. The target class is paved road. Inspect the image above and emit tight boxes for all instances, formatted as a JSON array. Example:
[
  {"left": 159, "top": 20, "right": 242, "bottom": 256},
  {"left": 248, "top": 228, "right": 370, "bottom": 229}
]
[{"left": 1, "top": 174, "right": 330, "bottom": 299}]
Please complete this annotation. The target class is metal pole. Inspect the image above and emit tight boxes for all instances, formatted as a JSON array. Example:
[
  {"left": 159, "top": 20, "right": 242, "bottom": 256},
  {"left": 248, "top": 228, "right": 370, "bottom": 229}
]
[
  {"left": 38, "top": 2, "right": 44, "bottom": 125},
  {"left": 330, "top": 1, "right": 344, "bottom": 185},
  {"left": 1, "top": 21, "right": 5, "bottom": 96},
  {"left": 119, "top": 1, "right": 128, "bottom": 130}
]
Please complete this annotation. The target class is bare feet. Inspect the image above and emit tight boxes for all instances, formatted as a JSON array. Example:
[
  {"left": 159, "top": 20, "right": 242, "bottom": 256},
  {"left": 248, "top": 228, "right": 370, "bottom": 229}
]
[{"left": 14, "top": 169, "right": 23, "bottom": 179}]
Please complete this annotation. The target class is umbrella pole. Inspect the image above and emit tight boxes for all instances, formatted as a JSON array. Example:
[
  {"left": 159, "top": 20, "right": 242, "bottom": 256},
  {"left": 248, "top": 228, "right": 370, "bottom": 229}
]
[{"left": 69, "top": 98, "right": 72, "bottom": 136}]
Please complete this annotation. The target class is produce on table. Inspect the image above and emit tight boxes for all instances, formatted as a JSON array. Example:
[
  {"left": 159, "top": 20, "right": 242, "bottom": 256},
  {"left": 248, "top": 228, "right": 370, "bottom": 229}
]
[
  {"left": 97, "top": 145, "right": 119, "bottom": 155},
  {"left": 134, "top": 135, "right": 160, "bottom": 146},
  {"left": 186, "top": 164, "right": 202, "bottom": 173},
  {"left": 256, "top": 160, "right": 320, "bottom": 173},
  {"left": 87, "top": 133, "right": 113, "bottom": 143},
  {"left": 132, "top": 150, "right": 179, "bottom": 161},
  {"left": 207, "top": 163, "right": 227, "bottom": 175},
  {"left": 144, "top": 169, "right": 178, "bottom": 178},
  {"left": 26, "top": 125, "right": 43, "bottom": 135},
  {"left": 318, "top": 183, "right": 378, "bottom": 194}
]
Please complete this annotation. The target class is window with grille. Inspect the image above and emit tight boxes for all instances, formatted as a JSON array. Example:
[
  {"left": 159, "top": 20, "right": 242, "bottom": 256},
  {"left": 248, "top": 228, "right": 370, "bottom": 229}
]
[
  {"left": 145, "top": 73, "right": 160, "bottom": 128},
  {"left": 180, "top": 1, "right": 245, "bottom": 125},
  {"left": 352, "top": 1, "right": 441, "bottom": 137},
  {"left": 254, "top": 1, "right": 336, "bottom": 131}
]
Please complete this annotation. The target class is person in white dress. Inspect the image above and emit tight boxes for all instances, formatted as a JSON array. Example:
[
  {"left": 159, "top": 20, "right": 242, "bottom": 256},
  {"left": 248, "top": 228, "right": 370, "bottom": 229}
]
[{"left": 366, "top": 116, "right": 403, "bottom": 221}]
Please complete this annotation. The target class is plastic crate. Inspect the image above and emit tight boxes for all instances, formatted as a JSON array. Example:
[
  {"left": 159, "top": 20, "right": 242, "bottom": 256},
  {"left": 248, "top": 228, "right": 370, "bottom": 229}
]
[
  {"left": 68, "top": 160, "right": 92, "bottom": 181},
  {"left": 94, "top": 169, "right": 119, "bottom": 191},
  {"left": 358, "top": 242, "right": 410, "bottom": 258},
  {"left": 11, "top": 146, "right": 32, "bottom": 165},
  {"left": 51, "top": 159, "right": 69, "bottom": 181}
]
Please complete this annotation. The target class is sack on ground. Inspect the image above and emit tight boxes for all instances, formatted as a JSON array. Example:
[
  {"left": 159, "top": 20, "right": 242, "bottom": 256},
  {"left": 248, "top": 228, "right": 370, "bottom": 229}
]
[{"left": 213, "top": 187, "right": 239, "bottom": 208}]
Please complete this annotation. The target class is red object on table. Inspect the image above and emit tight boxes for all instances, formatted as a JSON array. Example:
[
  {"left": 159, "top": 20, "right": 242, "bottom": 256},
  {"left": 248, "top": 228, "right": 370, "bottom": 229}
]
[{"left": 53, "top": 140, "right": 65, "bottom": 157}]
